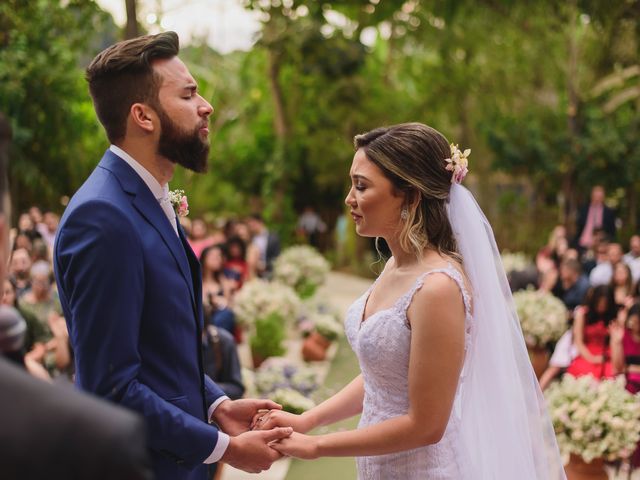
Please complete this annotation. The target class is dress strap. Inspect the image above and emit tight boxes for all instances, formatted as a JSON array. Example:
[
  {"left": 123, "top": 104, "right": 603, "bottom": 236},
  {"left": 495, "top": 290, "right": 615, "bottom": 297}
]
[{"left": 397, "top": 262, "right": 472, "bottom": 319}]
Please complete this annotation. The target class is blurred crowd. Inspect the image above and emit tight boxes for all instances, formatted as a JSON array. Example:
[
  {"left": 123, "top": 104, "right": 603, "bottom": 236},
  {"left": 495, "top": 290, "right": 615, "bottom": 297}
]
[
  {"left": 506, "top": 186, "right": 640, "bottom": 405},
  {"left": 0, "top": 206, "right": 290, "bottom": 402}
]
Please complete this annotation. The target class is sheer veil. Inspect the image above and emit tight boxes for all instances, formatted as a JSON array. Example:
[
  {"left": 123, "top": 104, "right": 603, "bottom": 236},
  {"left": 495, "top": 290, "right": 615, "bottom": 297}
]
[{"left": 447, "top": 184, "right": 566, "bottom": 479}]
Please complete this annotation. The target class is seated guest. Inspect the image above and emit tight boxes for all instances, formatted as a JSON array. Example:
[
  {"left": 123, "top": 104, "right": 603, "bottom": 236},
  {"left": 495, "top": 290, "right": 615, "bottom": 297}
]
[
  {"left": 224, "top": 236, "right": 250, "bottom": 285},
  {"left": 610, "top": 303, "right": 640, "bottom": 393},
  {"left": 611, "top": 262, "right": 634, "bottom": 308},
  {"left": 188, "top": 218, "right": 216, "bottom": 259},
  {"left": 200, "top": 245, "right": 238, "bottom": 338},
  {"left": 552, "top": 258, "right": 590, "bottom": 311},
  {"left": 8, "top": 248, "right": 32, "bottom": 298},
  {"left": 566, "top": 285, "right": 617, "bottom": 379},
  {"left": 589, "top": 242, "right": 623, "bottom": 287},
  {"left": 202, "top": 324, "right": 244, "bottom": 400}
]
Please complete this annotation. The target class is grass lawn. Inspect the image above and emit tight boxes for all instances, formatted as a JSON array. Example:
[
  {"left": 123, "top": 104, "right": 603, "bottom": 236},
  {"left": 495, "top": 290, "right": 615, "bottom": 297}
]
[{"left": 284, "top": 335, "right": 361, "bottom": 480}]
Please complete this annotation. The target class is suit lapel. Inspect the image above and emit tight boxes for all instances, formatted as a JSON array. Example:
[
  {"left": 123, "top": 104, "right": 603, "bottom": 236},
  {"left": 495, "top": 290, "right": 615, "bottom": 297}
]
[{"left": 97, "top": 151, "right": 197, "bottom": 308}]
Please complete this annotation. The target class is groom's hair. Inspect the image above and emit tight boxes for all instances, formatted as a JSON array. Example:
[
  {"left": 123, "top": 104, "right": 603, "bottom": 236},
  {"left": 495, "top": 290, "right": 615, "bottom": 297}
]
[{"left": 86, "top": 31, "right": 180, "bottom": 143}]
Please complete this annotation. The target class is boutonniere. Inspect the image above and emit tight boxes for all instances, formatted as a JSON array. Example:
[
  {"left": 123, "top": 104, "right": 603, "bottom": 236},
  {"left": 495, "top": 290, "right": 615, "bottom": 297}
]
[{"left": 168, "top": 189, "right": 189, "bottom": 217}]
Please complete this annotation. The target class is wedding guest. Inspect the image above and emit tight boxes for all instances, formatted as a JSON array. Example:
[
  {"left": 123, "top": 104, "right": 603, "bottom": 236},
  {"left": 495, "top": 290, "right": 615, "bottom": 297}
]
[
  {"left": 247, "top": 214, "right": 280, "bottom": 278},
  {"left": 202, "top": 324, "right": 244, "bottom": 399},
  {"left": 188, "top": 217, "right": 216, "bottom": 259},
  {"left": 589, "top": 242, "right": 624, "bottom": 287},
  {"left": 233, "top": 220, "right": 260, "bottom": 279},
  {"left": 575, "top": 185, "right": 617, "bottom": 251},
  {"left": 18, "top": 261, "right": 71, "bottom": 378},
  {"left": 625, "top": 235, "right": 640, "bottom": 284},
  {"left": 8, "top": 247, "right": 32, "bottom": 298},
  {"left": 610, "top": 303, "right": 640, "bottom": 393},
  {"left": 566, "top": 285, "right": 617, "bottom": 379},
  {"left": 552, "top": 258, "right": 590, "bottom": 311},
  {"left": 200, "top": 244, "right": 238, "bottom": 337},
  {"left": 17, "top": 212, "right": 42, "bottom": 243},
  {"left": 37, "top": 211, "right": 59, "bottom": 250},
  {"left": 224, "top": 236, "right": 250, "bottom": 285},
  {"left": 611, "top": 262, "right": 634, "bottom": 308},
  {"left": 297, "top": 206, "right": 327, "bottom": 248},
  {"left": 624, "top": 235, "right": 640, "bottom": 265}
]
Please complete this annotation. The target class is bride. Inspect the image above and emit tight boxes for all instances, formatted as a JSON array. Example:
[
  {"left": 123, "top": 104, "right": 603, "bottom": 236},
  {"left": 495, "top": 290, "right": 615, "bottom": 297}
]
[{"left": 254, "top": 123, "right": 565, "bottom": 479}]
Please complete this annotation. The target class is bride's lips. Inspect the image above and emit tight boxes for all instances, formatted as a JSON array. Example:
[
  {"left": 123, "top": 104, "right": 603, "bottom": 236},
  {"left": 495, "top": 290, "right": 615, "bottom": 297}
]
[{"left": 351, "top": 212, "right": 362, "bottom": 223}]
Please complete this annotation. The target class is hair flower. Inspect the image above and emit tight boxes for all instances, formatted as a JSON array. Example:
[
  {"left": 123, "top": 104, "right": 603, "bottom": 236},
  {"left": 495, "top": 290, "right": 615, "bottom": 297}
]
[
  {"left": 444, "top": 144, "right": 470, "bottom": 184},
  {"left": 168, "top": 189, "right": 189, "bottom": 217}
]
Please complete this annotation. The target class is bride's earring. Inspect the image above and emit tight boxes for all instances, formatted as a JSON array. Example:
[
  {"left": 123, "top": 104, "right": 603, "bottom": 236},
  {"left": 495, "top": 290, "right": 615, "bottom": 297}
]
[{"left": 400, "top": 207, "right": 409, "bottom": 221}]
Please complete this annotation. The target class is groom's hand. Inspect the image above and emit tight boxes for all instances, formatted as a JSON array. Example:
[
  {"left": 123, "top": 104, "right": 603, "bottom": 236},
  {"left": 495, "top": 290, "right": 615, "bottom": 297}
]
[
  {"left": 221, "top": 427, "right": 293, "bottom": 474},
  {"left": 212, "top": 399, "right": 282, "bottom": 436}
]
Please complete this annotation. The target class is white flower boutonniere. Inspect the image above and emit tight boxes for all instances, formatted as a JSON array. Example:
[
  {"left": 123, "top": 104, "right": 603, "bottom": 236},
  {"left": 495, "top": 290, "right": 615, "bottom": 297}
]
[{"left": 168, "top": 189, "right": 189, "bottom": 217}]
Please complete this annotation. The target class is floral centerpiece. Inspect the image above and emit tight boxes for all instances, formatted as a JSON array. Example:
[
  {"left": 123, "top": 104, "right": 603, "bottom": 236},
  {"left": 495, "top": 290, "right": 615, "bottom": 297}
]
[
  {"left": 234, "top": 279, "right": 301, "bottom": 365},
  {"left": 513, "top": 288, "right": 567, "bottom": 348},
  {"left": 273, "top": 245, "right": 330, "bottom": 299},
  {"left": 501, "top": 251, "right": 532, "bottom": 273},
  {"left": 545, "top": 375, "right": 640, "bottom": 465}
]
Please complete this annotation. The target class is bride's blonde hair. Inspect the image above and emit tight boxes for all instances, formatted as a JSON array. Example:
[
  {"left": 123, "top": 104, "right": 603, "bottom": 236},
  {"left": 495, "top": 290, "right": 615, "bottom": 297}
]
[{"left": 354, "top": 122, "right": 460, "bottom": 262}]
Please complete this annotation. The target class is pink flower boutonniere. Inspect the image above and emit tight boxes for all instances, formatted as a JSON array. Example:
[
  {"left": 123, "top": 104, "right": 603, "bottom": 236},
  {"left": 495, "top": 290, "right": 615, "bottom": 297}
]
[{"left": 168, "top": 189, "right": 189, "bottom": 217}]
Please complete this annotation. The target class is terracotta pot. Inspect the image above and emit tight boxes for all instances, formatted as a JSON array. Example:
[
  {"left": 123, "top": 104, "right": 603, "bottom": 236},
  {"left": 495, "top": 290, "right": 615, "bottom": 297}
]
[
  {"left": 251, "top": 350, "right": 266, "bottom": 369},
  {"left": 302, "top": 332, "right": 331, "bottom": 362},
  {"left": 564, "top": 454, "right": 608, "bottom": 480},
  {"left": 527, "top": 345, "right": 550, "bottom": 379}
]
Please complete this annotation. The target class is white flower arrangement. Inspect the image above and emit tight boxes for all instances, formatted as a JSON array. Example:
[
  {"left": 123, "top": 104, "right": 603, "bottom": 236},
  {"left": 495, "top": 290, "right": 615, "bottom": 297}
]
[
  {"left": 501, "top": 251, "right": 532, "bottom": 273},
  {"left": 513, "top": 288, "right": 567, "bottom": 347},
  {"left": 273, "top": 245, "right": 330, "bottom": 299},
  {"left": 254, "top": 359, "right": 319, "bottom": 398},
  {"left": 545, "top": 375, "right": 640, "bottom": 463},
  {"left": 271, "top": 388, "right": 316, "bottom": 414},
  {"left": 313, "top": 313, "right": 343, "bottom": 341},
  {"left": 233, "top": 279, "right": 301, "bottom": 328}
]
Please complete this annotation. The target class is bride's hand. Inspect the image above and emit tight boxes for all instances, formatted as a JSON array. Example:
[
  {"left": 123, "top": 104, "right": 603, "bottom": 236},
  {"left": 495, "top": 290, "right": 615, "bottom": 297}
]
[
  {"left": 270, "top": 432, "right": 319, "bottom": 460},
  {"left": 252, "top": 409, "right": 313, "bottom": 433}
]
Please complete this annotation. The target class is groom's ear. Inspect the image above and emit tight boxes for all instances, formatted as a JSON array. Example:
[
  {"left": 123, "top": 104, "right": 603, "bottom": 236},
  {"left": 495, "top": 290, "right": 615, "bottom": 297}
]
[{"left": 129, "top": 103, "right": 156, "bottom": 134}]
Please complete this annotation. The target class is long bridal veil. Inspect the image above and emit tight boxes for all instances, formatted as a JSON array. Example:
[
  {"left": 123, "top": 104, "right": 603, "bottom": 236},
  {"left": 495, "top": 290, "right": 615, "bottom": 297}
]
[{"left": 448, "top": 184, "right": 566, "bottom": 479}]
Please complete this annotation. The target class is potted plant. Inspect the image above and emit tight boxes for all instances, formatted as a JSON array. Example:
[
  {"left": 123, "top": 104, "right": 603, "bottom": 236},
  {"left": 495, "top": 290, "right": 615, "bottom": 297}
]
[
  {"left": 273, "top": 245, "right": 330, "bottom": 299},
  {"left": 513, "top": 288, "right": 567, "bottom": 378},
  {"left": 545, "top": 375, "right": 640, "bottom": 479},
  {"left": 249, "top": 313, "right": 286, "bottom": 368},
  {"left": 234, "top": 279, "right": 301, "bottom": 366},
  {"left": 302, "top": 313, "right": 343, "bottom": 362}
]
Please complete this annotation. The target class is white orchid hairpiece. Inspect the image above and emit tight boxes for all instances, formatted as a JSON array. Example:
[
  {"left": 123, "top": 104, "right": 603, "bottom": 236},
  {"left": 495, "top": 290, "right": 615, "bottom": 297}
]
[{"left": 444, "top": 144, "right": 470, "bottom": 184}]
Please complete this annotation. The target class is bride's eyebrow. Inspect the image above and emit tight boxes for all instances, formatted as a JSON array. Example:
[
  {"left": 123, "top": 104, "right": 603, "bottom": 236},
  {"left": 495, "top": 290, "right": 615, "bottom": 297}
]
[{"left": 351, "top": 174, "right": 370, "bottom": 182}]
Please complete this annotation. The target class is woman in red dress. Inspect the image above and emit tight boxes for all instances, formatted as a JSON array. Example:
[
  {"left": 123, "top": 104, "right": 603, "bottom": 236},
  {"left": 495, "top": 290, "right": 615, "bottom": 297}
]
[{"left": 567, "top": 285, "right": 617, "bottom": 379}]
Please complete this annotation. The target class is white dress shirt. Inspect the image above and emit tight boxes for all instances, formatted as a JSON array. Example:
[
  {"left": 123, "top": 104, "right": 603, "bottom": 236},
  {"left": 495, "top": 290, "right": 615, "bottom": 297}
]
[{"left": 110, "top": 145, "right": 230, "bottom": 463}]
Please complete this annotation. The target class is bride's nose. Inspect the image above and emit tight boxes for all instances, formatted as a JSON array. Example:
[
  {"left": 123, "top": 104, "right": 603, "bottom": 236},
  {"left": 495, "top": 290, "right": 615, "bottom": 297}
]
[{"left": 345, "top": 187, "right": 356, "bottom": 207}]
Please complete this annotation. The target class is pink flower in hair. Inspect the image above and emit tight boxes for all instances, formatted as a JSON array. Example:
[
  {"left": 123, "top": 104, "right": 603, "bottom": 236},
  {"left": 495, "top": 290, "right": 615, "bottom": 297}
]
[{"left": 444, "top": 144, "right": 470, "bottom": 184}]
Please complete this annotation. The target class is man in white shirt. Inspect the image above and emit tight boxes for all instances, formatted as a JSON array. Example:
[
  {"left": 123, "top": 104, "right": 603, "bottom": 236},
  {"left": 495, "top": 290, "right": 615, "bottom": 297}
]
[{"left": 589, "top": 243, "right": 624, "bottom": 287}]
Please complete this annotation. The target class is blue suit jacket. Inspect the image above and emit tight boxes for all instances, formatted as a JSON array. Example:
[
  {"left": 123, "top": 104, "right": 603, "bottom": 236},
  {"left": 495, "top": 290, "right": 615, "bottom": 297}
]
[{"left": 54, "top": 150, "right": 226, "bottom": 480}]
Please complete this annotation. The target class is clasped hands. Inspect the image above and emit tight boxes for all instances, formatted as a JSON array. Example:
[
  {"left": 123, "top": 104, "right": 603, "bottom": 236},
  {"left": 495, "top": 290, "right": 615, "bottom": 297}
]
[{"left": 212, "top": 398, "right": 320, "bottom": 473}]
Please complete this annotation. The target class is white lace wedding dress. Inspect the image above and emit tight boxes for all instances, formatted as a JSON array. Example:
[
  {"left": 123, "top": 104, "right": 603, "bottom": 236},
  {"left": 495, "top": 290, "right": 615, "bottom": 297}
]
[{"left": 344, "top": 262, "right": 473, "bottom": 480}]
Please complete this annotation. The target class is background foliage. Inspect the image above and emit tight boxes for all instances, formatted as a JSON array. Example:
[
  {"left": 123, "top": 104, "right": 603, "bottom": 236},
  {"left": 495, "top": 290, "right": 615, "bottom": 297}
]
[{"left": 1, "top": 0, "right": 639, "bottom": 253}]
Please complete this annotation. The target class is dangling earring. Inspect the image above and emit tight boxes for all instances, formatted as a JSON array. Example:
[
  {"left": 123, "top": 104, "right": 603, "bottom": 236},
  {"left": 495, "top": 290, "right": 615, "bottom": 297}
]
[{"left": 400, "top": 207, "right": 409, "bottom": 221}]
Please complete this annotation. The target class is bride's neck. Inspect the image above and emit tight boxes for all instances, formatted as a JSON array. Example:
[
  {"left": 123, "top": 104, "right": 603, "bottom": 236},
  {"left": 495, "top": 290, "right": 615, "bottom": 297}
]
[{"left": 385, "top": 237, "right": 419, "bottom": 269}]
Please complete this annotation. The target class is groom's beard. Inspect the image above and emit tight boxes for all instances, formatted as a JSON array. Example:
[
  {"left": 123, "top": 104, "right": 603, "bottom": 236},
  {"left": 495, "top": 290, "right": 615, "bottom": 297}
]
[{"left": 156, "top": 107, "right": 209, "bottom": 173}]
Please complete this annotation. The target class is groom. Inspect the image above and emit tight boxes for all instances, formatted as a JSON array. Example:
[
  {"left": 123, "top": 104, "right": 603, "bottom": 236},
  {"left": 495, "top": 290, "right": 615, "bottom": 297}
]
[{"left": 54, "top": 32, "right": 291, "bottom": 480}]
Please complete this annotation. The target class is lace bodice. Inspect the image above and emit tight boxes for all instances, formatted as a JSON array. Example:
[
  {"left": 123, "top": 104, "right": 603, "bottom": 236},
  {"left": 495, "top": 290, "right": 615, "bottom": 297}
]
[{"left": 344, "top": 263, "right": 473, "bottom": 480}]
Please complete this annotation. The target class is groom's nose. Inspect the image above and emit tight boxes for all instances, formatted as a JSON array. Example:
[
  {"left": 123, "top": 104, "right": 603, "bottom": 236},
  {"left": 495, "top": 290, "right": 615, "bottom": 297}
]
[{"left": 198, "top": 96, "right": 213, "bottom": 117}]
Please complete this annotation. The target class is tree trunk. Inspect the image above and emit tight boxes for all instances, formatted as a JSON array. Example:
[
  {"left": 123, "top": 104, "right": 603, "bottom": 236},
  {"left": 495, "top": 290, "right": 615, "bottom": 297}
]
[
  {"left": 564, "top": 0, "right": 579, "bottom": 233},
  {"left": 125, "top": 0, "right": 139, "bottom": 40}
]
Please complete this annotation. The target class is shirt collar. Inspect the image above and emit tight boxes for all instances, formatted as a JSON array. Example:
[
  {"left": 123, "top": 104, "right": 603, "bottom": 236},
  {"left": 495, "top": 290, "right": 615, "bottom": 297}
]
[{"left": 109, "top": 145, "right": 168, "bottom": 201}]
